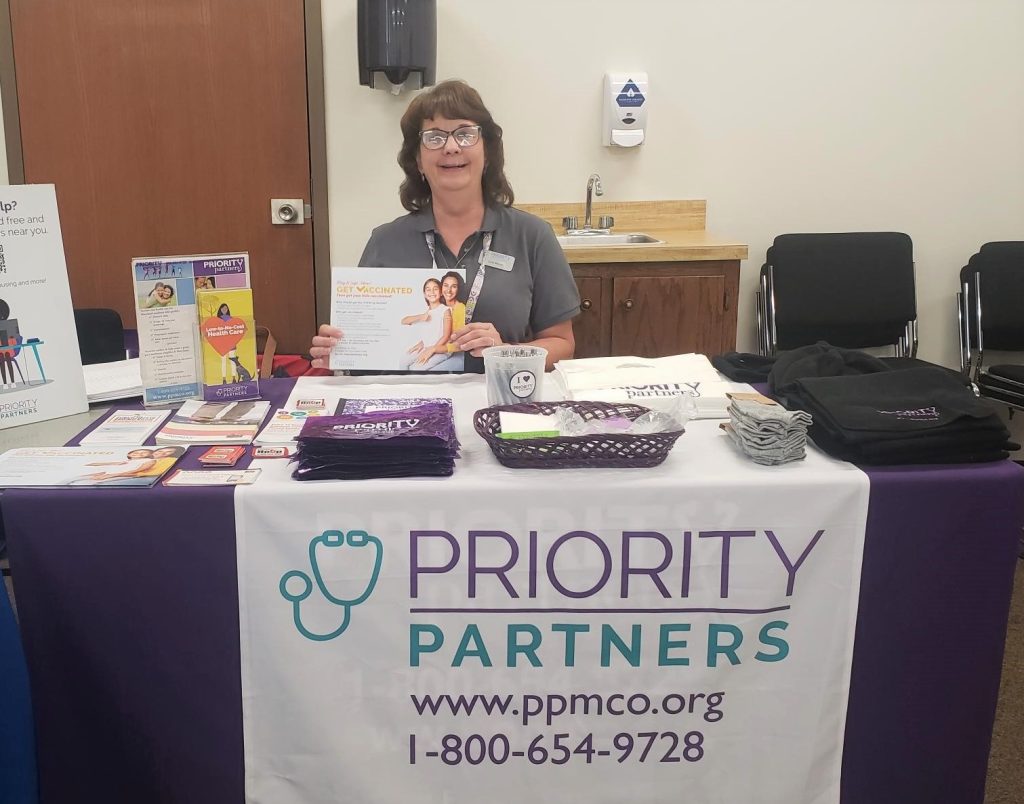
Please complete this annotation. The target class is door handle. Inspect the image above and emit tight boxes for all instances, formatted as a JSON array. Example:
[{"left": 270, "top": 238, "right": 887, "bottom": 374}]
[
  {"left": 622, "top": 299, "right": 634, "bottom": 311},
  {"left": 271, "top": 198, "right": 306, "bottom": 225},
  {"left": 581, "top": 299, "right": 593, "bottom": 310}
]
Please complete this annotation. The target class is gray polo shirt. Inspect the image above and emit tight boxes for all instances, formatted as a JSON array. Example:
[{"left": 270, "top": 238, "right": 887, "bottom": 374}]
[{"left": 359, "top": 204, "right": 581, "bottom": 372}]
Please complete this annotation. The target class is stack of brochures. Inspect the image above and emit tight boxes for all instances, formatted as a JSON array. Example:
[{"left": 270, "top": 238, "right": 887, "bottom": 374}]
[
  {"left": 0, "top": 446, "right": 184, "bottom": 488},
  {"left": 292, "top": 399, "right": 459, "bottom": 480},
  {"left": 155, "top": 399, "right": 271, "bottom": 445},
  {"left": 83, "top": 359, "right": 144, "bottom": 403}
]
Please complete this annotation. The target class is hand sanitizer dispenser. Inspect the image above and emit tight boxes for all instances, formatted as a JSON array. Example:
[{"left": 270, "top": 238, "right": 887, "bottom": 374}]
[{"left": 603, "top": 72, "right": 648, "bottom": 147}]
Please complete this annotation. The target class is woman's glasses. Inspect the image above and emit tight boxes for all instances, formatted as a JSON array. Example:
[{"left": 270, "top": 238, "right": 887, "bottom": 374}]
[{"left": 419, "top": 125, "right": 482, "bottom": 150}]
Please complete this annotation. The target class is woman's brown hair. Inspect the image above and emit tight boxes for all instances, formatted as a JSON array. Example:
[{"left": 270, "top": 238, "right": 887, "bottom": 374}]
[{"left": 398, "top": 80, "right": 514, "bottom": 212}]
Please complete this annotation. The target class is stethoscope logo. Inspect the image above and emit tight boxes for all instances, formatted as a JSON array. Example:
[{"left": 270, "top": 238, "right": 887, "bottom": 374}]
[{"left": 279, "top": 529, "right": 383, "bottom": 642}]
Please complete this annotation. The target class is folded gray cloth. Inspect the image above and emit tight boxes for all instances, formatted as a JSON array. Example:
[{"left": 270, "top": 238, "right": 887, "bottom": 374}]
[
  {"left": 723, "top": 423, "right": 807, "bottom": 465},
  {"left": 724, "top": 399, "right": 812, "bottom": 466},
  {"left": 729, "top": 399, "right": 813, "bottom": 427}
]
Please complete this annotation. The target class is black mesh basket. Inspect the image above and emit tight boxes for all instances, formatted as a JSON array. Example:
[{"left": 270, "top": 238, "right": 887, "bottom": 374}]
[{"left": 473, "top": 401, "right": 684, "bottom": 469}]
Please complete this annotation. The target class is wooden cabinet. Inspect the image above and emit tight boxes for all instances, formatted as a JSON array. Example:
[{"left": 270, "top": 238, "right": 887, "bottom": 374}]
[
  {"left": 571, "top": 261, "right": 739, "bottom": 359},
  {"left": 520, "top": 199, "right": 748, "bottom": 358}
]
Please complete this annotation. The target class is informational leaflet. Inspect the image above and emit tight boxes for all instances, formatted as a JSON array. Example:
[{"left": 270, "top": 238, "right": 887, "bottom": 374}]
[
  {"left": 0, "top": 184, "right": 88, "bottom": 430},
  {"left": 154, "top": 399, "right": 271, "bottom": 445},
  {"left": 197, "top": 288, "right": 258, "bottom": 402},
  {"left": 255, "top": 408, "right": 333, "bottom": 446},
  {"left": 0, "top": 445, "right": 184, "bottom": 488},
  {"left": 132, "top": 253, "right": 249, "bottom": 406},
  {"left": 329, "top": 267, "right": 466, "bottom": 373},
  {"left": 78, "top": 409, "right": 172, "bottom": 446}
]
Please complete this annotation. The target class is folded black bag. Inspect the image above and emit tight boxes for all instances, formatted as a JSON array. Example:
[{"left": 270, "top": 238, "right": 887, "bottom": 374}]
[
  {"left": 807, "top": 425, "right": 1009, "bottom": 465},
  {"left": 769, "top": 343, "right": 892, "bottom": 404},
  {"left": 711, "top": 351, "right": 777, "bottom": 383},
  {"left": 792, "top": 367, "right": 1002, "bottom": 437},
  {"left": 787, "top": 367, "right": 1011, "bottom": 464}
]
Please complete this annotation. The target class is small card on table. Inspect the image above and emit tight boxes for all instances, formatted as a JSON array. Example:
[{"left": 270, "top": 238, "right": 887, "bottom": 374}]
[
  {"left": 164, "top": 469, "right": 261, "bottom": 486},
  {"left": 198, "top": 446, "right": 246, "bottom": 466}
]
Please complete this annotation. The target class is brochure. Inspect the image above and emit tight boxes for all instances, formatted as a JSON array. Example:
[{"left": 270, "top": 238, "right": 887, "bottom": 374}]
[
  {"left": 0, "top": 184, "right": 88, "bottom": 430},
  {"left": 79, "top": 409, "right": 172, "bottom": 446},
  {"left": 197, "top": 287, "right": 258, "bottom": 402},
  {"left": 254, "top": 407, "right": 334, "bottom": 446},
  {"left": 0, "top": 445, "right": 185, "bottom": 488},
  {"left": 155, "top": 399, "right": 271, "bottom": 445},
  {"left": 132, "top": 252, "right": 250, "bottom": 406},
  {"left": 328, "top": 266, "right": 466, "bottom": 373}
]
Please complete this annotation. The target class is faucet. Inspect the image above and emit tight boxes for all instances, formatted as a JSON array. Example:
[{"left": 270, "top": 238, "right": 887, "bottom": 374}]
[
  {"left": 584, "top": 173, "right": 603, "bottom": 230},
  {"left": 561, "top": 173, "right": 614, "bottom": 234}
]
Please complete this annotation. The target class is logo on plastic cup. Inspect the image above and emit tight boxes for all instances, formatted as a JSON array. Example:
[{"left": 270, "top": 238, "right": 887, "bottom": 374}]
[{"left": 509, "top": 370, "right": 537, "bottom": 399}]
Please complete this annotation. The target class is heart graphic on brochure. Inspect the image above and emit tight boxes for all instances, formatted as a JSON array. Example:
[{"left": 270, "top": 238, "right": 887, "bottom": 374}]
[{"left": 202, "top": 317, "right": 247, "bottom": 355}]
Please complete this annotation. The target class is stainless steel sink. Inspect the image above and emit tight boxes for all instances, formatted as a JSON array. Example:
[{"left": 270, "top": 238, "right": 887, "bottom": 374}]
[{"left": 556, "top": 232, "right": 663, "bottom": 247}]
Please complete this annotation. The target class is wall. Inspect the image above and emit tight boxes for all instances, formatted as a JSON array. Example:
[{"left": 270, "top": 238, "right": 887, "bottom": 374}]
[{"left": 321, "top": 0, "right": 1024, "bottom": 364}]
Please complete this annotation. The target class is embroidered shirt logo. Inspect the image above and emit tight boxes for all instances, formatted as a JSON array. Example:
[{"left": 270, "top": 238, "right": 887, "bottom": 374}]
[{"left": 877, "top": 406, "right": 940, "bottom": 421}]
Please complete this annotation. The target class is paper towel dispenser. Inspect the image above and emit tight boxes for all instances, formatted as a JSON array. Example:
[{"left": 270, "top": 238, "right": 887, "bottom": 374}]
[{"left": 358, "top": 0, "right": 437, "bottom": 93}]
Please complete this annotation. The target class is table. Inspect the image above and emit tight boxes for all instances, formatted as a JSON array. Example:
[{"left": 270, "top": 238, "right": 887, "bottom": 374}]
[{"left": 2, "top": 377, "right": 1022, "bottom": 804}]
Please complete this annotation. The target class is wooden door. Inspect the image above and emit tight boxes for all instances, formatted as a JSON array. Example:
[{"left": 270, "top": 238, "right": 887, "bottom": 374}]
[
  {"left": 10, "top": 0, "right": 316, "bottom": 353},
  {"left": 611, "top": 274, "right": 726, "bottom": 357}
]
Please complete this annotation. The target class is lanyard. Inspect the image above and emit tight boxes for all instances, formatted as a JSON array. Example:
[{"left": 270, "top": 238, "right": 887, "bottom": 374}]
[{"left": 424, "top": 231, "right": 492, "bottom": 325}]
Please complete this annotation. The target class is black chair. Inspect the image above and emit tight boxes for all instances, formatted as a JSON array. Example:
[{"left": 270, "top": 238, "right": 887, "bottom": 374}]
[
  {"left": 73, "top": 308, "right": 126, "bottom": 365},
  {"left": 958, "top": 242, "right": 1024, "bottom": 412},
  {"left": 756, "top": 232, "right": 919, "bottom": 357}
]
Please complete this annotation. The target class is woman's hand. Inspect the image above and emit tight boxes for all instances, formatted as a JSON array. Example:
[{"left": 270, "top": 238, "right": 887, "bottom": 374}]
[
  {"left": 413, "top": 346, "right": 439, "bottom": 365},
  {"left": 407, "top": 340, "right": 424, "bottom": 354},
  {"left": 309, "top": 324, "right": 343, "bottom": 369},
  {"left": 451, "top": 322, "right": 502, "bottom": 357}
]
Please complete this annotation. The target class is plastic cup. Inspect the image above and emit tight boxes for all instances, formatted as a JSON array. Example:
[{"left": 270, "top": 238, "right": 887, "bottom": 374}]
[{"left": 482, "top": 345, "right": 547, "bottom": 406}]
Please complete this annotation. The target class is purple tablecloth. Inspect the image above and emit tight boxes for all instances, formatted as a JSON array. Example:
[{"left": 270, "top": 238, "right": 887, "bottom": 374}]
[
  {"left": 3, "top": 378, "right": 1023, "bottom": 804},
  {"left": 0, "top": 565, "right": 37, "bottom": 804}
]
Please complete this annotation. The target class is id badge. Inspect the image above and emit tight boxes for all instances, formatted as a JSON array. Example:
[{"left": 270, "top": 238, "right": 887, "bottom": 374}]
[{"left": 480, "top": 250, "right": 514, "bottom": 272}]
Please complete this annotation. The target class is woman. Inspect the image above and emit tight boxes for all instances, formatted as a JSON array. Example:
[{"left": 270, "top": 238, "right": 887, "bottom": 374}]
[
  {"left": 214, "top": 303, "right": 240, "bottom": 384},
  {"left": 143, "top": 282, "right": 175, "bottom": 308},
  {"left": 309, "top": 80, "right": 579, "bottom": 372},
  {"left": 431, "top": 270, "right": 468, "bottom": 371},
  {"left": 93, "top": 446, "right": 186, "bottom": 486},
  {"left": 398, "top": 277, "right": 452, "bottom": 370},
  {"left": 74, "top": 448, "right": 155, "bottom": 483}
]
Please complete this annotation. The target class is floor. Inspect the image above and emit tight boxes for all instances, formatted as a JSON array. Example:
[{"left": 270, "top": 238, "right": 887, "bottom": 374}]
[{"left": 984, "top": 558, "right": 1024, "bottom": 803}]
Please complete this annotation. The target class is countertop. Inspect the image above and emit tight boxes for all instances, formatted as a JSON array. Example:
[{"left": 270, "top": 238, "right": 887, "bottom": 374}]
[{"left": 518, "top": 199, "right": 748, "bottom": 264}]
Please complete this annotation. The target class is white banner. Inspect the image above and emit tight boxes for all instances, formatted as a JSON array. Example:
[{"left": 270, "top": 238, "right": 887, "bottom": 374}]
[
  {"left": 0, "top": 184, "right": 87, "bottom": 429},
  {"left": 236, "top": 376, "right": 869, "bottom": 804}
]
